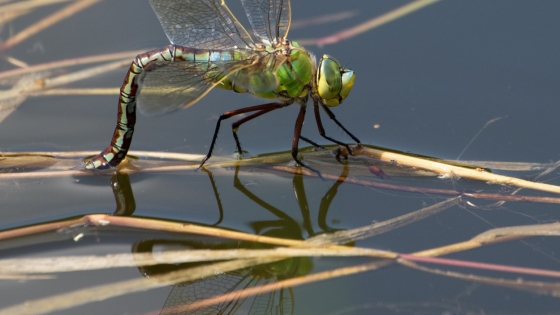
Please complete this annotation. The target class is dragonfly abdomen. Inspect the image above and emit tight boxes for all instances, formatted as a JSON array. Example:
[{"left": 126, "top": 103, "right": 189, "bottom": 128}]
[{"left": 86, "top": 45, "right": 198, "bottom": 169}]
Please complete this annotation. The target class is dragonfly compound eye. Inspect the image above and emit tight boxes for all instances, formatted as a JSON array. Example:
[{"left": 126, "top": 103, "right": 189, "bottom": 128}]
[{"left": 317, "top": 55, "right": 355, "bottom": 107}]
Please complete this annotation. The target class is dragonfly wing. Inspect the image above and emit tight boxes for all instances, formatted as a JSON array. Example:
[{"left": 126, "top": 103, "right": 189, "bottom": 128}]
[
  {"left": 136, "top": 51, "right": 259, "bottom": 117},
  {"left": 149, "top": 0, "right": 255, "bottom": 49},
  {"left": 247, "top": 281, "right": 294, "bottom": 315},
  {"left": 159, "top": 273, "right": 252, "bottom": 315},
  {"left": 240, "top": 0, "right": 291, "bottom": 45}
]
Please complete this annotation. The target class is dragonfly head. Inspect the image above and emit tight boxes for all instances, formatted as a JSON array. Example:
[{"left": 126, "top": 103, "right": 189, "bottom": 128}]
[{"left": 316, "top": 55, "right": 355, "bottom": 107}]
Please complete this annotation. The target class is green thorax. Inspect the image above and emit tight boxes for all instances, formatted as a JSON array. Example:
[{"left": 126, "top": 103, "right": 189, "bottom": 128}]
[{"left": 215, "top": 42, "right": 314, "bottom": 100}]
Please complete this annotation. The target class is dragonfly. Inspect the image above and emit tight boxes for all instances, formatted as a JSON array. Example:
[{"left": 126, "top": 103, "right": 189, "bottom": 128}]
[{"left": 85, "top": 0, "right": 360, "bottom": 170}]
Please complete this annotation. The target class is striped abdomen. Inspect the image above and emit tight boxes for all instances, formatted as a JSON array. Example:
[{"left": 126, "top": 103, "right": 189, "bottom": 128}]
[{"left": 85, "top": 45, "right": 248, "bottom": 169}]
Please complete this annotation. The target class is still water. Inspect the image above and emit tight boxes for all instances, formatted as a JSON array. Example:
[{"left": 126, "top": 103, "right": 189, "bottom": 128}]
[{"left": 1, "top": 0, "right": 560, "bottom": 314}]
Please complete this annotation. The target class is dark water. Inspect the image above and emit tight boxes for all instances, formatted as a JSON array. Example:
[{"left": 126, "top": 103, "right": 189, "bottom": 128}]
[{"left": 1, "top": 0, "right": 560, "bottom": 314}]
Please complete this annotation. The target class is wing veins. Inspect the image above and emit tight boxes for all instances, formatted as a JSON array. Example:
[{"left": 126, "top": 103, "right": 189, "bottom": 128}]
[{"left": 136, "top": 50, "right": 267, "bottom": 116}]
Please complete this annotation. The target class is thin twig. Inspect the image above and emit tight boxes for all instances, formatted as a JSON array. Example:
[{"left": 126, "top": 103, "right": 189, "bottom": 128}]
[
  {"left": 351, "top": 145, "right": 560, "bottom": 195},
  {"left": 0, "top": 0, "right": 72, "bottom": 12},
  {"left": 0, "top": 0, "right": 101, "bottom": 51},
  {"left": 297, "top": 0, "right": 441, "bottom": 46},
  {"left": 0, "top": 50, "right": 143, "bottom": 81}
]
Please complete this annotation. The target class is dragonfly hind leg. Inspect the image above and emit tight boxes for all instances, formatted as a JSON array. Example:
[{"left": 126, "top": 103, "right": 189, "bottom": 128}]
[
  {"left": 312, "top": 100, "right": 361, "bottom": 157},
  {"left": 230, "top": 106, "right": 281, "bottom": 157},
  {"left": 200, "top": 101, "right": 292, "bottom": 167}
]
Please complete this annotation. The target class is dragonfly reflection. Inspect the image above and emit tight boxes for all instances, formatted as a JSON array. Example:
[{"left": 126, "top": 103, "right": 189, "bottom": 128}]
[
  {"left": 111, "top": 163, "right": 351, "bottom": 314},
  {"left": 133, "top": 236, "right": 312, "bottom": 314}
]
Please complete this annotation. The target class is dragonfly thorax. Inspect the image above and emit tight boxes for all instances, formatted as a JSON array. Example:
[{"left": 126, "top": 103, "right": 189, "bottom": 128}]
[
  {"left": 316, "top": 54, "right": 356, "bottom": 107},
  {"left": 214, "top": 42, "right": 315, "bottom": 102}
]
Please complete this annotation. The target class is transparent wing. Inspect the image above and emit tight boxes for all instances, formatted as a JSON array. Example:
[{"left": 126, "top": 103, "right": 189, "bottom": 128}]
[
  {"left": 247, "top": 280, "right": 294, "bottom": 315},
  {"left": 149, "top": 0, "right": 255, "bottom": 49},
  {"left": 241, "top": 0, "right": 291, "bottom": 45},
  {"left": 159, "top": 272, "right": 254, "bottom": 315},
  {"left": 136, "top": 49, "right": 267, "bottom": 117}
]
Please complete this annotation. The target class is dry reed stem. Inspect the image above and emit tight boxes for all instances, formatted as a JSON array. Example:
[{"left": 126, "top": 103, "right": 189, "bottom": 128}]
[
  {"left": 0, "top": 150, "right": 205, "bottom": 160},
  {"left": 0, "top": 197, "right": 455, "bottom": 250},
  {"left": 351, "top": 145, "right": 560, "bottom": 195},
  {"left": 4, "top": 56, "right": 30, "bottom": 68},
  {"left": 0, "top": 257, "right": 282, "bottom": 315},
  {"left": 473, "top": 222, "right": 560, "bottom": 241},
  {"left": 398, "top": 254, "right": 560, "bottom": 279},
  {"left": 0, "top": 0, "right": 72, "bottom": 12},
  {"left": 409, "top": 222, "right": 560, "bottom": 258},
  {"left": 0, "top": 201, "right": 406, "bottom": 315},
  {"left": 2, "top": 201, "right": 559, "bottom": 314},
  {"left": 297, "top": 0, "right": 441, "bottom": 46},
  {"left": 307, "top": 197, "right": 460, "bottom": 244},
  {"left": 0, "top": 247, "right": 393, "bottom": 274},
  {"left": 0, "top": 50, "right": 143, "bottom": 81},
  {"left": 27, "top": 87, "right": 119, "bottom": 95},
  {"left": 457, "top": 160, "right": 555, "bottom": 171},
  {"left": 2, "top": 149, "right": 560, "bottom": 205},
  {"left": 0, "top": 198, "right": 456, "bottom": 314},
  {"left": 0, "top": 274, "right": 53, "bottom": 280},
  {"left": 0, "top": 59, "right": 130, "bottom": 105},
  {"left": 290, "top": 11, "right": 358, "bottom": 29},
  {"left": 191, "top": 222, "right": 560, "bottom": 311},
  {"left": 273, "top": 165, "right": 560, "bottom": 204},
  {"left": 1, "top": 149, "right": 556, "bottom": 171},
  {"left": 398, "top": 259, "right": 560, "bottom": 297},
  {"left": 34, "top": 59, "right": 129, "bottom": 89},
  {"left": 0, "top": 0, "right": 100, "bottom": 51},
  {"left": 168, "top": 260, "right": 394, "bottom": 313},
  {"left": 0, "top": 10, "right": 29, "bottom": 24},
  {"left": 2, "top": 150, "right": 553, "bottom": 171},
  {"left": 0, "top": 198, "right": 459, "bottom": 273}
]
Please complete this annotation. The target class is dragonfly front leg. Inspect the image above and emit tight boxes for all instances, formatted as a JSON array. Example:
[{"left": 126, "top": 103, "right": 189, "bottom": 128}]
[
  {"left": 200, "top": 102, "right": 292, "bottom": 167},
  {"left": 312, "top": 100, "right": 361, "bottom": 156},
  {"left": 291, "top": 104, "right": 324, "bottom": 176}
]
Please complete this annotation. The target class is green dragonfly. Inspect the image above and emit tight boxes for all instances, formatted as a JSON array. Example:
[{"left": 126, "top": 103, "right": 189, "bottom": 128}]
[{"left": 85, "top": 0, "right": 360, "bottom": 170}]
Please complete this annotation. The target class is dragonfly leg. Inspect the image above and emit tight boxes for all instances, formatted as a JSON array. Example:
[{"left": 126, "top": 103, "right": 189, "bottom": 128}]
[
  {"left": 231, "top": 107, "right": 280, "bottom": 156},
  {"left": 312, "top": 100, "right": 361, "bottom": 155},
  {"left": 200, "top": 102, "right": 291, "bottom": 167},
  {"left": 292, "top": 105, "right": 324, "bottom": 177},
  {"left": 299, "top": 136, "right": 326, "bottom": 150},
  {"left": 291, "top": 104, "right": 307, "bottom": 166}
]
